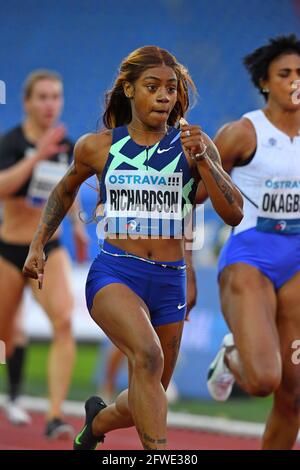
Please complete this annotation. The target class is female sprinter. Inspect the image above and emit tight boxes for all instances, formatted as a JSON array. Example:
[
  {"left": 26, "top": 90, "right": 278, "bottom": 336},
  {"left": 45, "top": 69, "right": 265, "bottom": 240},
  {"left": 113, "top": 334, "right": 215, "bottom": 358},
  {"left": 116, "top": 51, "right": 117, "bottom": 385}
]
[
  {"left": 23, "top": 46, "right": 243, "bottom": 450},
  {"left": 207, "top": 35, "right": 300, "bottom": 450}
]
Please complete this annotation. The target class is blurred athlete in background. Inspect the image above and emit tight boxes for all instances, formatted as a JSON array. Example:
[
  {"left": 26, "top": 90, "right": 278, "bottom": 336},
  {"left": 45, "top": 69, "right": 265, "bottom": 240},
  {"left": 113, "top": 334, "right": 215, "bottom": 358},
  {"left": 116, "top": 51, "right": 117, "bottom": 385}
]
[
  {"left": 206, "top": 35, "right": 300, "bottom": 449},
  {"left": 0, "top": 70, "right": 88, "bottom": 438}
]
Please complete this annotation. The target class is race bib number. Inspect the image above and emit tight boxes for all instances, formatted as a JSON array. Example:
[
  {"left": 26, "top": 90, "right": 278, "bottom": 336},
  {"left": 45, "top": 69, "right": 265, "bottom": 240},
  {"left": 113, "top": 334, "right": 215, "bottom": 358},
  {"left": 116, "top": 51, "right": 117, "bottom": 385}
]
[
  {"left": 27, "top": 160, "right": 68, "bottom": 206},
  {"left": 256, "top": 178, "right": 300, "bottom": 234},
  {"left": 104, "top": 170, "right": 183, "bottom": 235}
]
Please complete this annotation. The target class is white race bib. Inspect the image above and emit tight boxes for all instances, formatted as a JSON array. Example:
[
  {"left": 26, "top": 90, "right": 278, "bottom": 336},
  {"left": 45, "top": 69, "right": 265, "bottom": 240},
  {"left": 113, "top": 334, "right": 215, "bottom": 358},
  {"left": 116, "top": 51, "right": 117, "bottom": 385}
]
[
  {"left": 256, "top": 177, "right": 300, "bottom": 234},
  {"left": 27, "top": 160, "right": 68, "bottom": 206},
  {"left": 105, "top": 170, "right": 183, "bottom": 220},
  {"left": 104, "top": 170, "right": 183, "bottom": 236}
]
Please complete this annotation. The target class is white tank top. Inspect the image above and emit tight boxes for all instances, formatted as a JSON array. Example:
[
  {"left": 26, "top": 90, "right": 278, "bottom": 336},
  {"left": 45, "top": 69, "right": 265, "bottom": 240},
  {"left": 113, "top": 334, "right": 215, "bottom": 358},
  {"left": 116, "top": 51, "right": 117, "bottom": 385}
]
[{"left": 231, "top": 109, "right": 300, "bottom": 235}]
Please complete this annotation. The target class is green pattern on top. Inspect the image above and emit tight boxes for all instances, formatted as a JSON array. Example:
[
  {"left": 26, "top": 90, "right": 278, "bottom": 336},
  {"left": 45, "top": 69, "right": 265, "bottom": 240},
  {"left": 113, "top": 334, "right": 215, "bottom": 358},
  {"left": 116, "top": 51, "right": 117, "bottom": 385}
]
[
  {"left": 109, "top": 136, "right": 158, "bottom": 171},
  {"left": 109, "top": 136, "right": 181, "bottom": 173},
  {"left": 182, "top": 177, "right": 195, "bottom": 217}
]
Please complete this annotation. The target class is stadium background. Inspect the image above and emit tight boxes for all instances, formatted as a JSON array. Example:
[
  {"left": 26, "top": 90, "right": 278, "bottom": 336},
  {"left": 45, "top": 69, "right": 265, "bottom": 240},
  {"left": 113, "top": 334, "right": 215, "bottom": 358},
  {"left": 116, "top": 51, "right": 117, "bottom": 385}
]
[{"left": 0, "top": 0, "right": 299, "bottom": 429}]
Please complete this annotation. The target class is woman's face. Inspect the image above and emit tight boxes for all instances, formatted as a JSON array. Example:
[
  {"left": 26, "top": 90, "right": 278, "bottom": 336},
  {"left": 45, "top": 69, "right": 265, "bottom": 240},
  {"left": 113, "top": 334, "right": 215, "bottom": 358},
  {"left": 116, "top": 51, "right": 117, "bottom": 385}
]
[
  {"left": 24, "top": 78, "right": 63, "bottom": 128},
  {"left": 126, "top": 65, "right": 178, "bottom": 129},
  {"left": 263, "top": 53, "right": 300, "bottom": 110}
]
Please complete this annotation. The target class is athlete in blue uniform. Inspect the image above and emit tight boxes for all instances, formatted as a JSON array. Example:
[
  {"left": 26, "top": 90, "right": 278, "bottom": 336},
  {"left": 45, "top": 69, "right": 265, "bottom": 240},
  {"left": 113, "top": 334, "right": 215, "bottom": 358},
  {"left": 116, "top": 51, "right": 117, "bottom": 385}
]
[
  {"left": 205, "top": 35, "right": 300, "bottom": 449},
  {"left": 23, "top": 46, "right": 243, "bottom": 450}
]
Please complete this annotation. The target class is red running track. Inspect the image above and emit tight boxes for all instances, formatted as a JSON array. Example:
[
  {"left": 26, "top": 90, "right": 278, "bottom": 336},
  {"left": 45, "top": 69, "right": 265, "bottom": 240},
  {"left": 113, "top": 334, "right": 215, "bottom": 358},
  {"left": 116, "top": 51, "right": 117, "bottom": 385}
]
[{"left": 0, "top": 411, "right": 299, "bottom": 450}]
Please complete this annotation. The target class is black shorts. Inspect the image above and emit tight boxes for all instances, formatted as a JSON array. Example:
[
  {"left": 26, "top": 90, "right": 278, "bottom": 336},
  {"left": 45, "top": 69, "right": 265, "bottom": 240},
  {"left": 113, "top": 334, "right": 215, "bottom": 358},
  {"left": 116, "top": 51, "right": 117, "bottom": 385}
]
[{"left": 0, "top": 238, "right": 61, "bottom": 272}]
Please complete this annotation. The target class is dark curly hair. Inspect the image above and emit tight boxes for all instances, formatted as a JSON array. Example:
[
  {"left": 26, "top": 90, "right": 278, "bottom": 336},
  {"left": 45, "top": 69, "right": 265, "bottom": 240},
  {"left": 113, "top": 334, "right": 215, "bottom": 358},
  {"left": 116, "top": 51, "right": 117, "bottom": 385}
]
[{"left": 243, "top": 34, "right": 300, "bottom": 100}]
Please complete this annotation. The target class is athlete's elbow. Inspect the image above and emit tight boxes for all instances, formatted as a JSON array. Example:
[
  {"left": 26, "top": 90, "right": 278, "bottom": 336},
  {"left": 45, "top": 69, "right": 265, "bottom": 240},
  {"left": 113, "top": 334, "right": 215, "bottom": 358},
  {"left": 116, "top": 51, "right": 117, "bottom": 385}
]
[{"left": 227, "top": 205, "right": 244, "bottom": 227}]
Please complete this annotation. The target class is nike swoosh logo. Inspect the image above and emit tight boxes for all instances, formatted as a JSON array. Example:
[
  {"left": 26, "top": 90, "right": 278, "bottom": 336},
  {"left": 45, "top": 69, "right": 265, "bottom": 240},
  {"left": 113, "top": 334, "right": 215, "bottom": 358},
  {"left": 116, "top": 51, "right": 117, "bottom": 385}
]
[
  {"left": 75, "top": 425, "right": 87, "bottom": 445},
  {"left": 177, "top": 303, "right": 187, "bottom": 310},
  {"left": 157, "top": 146, "right": 174, "bottom": 154}
]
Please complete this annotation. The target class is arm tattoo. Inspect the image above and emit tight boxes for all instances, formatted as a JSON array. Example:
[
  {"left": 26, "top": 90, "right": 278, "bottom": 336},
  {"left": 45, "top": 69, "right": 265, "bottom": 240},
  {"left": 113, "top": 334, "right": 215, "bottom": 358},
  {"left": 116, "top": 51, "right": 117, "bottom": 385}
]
[
  {"left": 209, "top": 166, "right": 235, "bottom": 205},
  {"left": 41, "top": 187, "right": 67, "bottom": 237},
  {"left": 206, "top": 142, "right": 222, "bottom": 164},
  {"left": 34, "top": 164, "right": 79, "bottom": 243},
  {"left": 202, "top": 142, "right": 236, "bottom": 205}
]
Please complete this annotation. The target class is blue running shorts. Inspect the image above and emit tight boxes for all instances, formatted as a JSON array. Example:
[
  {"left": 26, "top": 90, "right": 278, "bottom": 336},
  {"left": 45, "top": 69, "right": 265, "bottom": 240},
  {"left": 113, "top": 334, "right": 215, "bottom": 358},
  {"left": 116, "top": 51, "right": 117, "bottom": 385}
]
[
  {"left": 86, "top": 241, "right": 187, "bottom": 326},
  {"left": 218, "top": 228, "right": 300, "bottom": 290}
]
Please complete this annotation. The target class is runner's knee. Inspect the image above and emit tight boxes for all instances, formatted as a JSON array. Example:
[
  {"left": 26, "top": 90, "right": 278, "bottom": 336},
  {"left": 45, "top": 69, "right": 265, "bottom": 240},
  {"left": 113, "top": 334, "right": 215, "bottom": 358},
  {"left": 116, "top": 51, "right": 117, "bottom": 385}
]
[
  {"left": 133, "top": 341, "right": 164, "bottom": 377},
  {"left": 246, "top": 364, "right": 281, "bottom": 396},
  {"left": 51, "top": 308, "right": 73, "bottom": 338}
]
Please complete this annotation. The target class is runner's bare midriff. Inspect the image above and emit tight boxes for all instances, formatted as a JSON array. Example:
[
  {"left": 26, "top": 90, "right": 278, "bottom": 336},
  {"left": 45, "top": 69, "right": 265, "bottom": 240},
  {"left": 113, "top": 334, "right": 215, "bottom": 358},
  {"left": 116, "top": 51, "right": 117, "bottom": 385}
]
[
  {"left": 106, "top": 236, "right": 185, "bottom": 262},
  {"left": 0, "top": 198, "right": 60, "bottom": 244}
]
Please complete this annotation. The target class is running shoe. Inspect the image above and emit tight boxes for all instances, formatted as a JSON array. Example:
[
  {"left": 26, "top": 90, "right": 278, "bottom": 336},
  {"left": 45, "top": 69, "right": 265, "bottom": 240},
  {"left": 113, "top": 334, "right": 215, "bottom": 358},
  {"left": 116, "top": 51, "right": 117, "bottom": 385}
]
[
  {"left": 73, "top": 396, "right": 107, "bottom": 450},
  {"left": 5, "top": 400, "right": 31, "bottom": 426},
  {"left": 45, "top": 418, "right": 74, "bottom": 439},
  {"left": 207, "top": 333, "right": 235, "bottom": 401}
]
